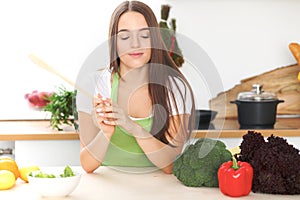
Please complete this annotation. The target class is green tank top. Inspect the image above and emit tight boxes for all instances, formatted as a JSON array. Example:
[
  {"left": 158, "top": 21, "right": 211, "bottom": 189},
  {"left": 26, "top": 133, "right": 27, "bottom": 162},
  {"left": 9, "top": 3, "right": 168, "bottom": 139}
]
[{"left": 102, "top": 73, "right": 155, "bottom": 167}]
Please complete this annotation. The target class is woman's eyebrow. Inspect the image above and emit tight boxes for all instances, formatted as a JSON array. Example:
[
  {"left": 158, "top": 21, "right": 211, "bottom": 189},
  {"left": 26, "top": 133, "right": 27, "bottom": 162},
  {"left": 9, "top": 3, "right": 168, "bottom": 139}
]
[
  {"left": 139, "top": 27, "right": 150, "bottom": 31},
  {"left": 117, "top": 27, "right": 150, "bottom": 33},
  {"left": 117, "top": 29, "right": 130, "bottom": 33}
]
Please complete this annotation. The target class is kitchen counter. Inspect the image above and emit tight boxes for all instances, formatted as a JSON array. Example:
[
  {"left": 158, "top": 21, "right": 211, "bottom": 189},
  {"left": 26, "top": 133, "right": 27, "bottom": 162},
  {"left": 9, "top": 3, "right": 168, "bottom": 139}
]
[
  {"left": 1, "top": 166, "right": 299, "bottom": 200},
  {"left": 0, "top": 118, "right": 299, "bottom": 140}
]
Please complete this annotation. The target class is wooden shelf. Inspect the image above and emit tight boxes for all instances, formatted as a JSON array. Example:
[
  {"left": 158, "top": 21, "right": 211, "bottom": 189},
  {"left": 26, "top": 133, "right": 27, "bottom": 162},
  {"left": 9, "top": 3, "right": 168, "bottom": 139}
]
[
  {"left": 0, "top": 118, "right": 299, "bottom": 140},
  {"left": 0, "top": 120, "right": 79, "bottom": 140},
  {"left": 193, "top": 118, "right": 300, "bottom": 138}
]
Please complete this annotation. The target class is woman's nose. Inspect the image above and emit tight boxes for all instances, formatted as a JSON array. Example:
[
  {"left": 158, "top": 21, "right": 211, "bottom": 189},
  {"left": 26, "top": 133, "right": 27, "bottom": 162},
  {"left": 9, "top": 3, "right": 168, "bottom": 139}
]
[{"left": 130, "top": 33, "right": 140, "bottom": 48}]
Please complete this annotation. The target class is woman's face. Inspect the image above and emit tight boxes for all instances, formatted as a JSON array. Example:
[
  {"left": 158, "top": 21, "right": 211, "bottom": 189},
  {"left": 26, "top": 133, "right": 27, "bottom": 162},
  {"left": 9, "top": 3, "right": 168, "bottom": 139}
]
[{"left": 117, "top": 11, "right": 151, "bottom": 71}]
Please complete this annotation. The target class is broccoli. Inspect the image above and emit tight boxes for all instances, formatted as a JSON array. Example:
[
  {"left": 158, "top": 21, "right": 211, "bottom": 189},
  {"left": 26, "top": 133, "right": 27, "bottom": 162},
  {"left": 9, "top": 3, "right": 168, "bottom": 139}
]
[
  {"left": 172, "top": 138, "right": 232, "bottom": 187},
  {"left": 60, "top": 166, "right": 75, "bottom": 177},
  {"left": 29, "top": 171, "right": 56, "bottom": 178}
]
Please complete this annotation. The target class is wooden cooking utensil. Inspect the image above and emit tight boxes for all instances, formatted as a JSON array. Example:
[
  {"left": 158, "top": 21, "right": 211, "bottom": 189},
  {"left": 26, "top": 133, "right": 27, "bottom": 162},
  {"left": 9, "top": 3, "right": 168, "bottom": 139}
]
[{"left": 28, "top": 54, "right": 93, "bottom": 99}]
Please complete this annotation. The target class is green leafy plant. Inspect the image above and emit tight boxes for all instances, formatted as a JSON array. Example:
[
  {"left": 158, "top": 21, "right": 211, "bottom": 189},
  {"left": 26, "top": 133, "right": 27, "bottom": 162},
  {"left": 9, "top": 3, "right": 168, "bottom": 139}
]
[{"left": 42, "top": 86, "right": 78, "bottom": 131}]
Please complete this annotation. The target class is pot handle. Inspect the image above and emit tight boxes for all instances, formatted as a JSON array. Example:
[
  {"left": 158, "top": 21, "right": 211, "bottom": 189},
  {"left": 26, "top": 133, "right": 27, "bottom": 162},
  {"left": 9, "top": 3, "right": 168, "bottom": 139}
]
[
  {"left": 230, "top": 100, "right": 240, "bottom": 105},
  {"left": 277, "top": 100, "right": 285, "bottom": 104}
]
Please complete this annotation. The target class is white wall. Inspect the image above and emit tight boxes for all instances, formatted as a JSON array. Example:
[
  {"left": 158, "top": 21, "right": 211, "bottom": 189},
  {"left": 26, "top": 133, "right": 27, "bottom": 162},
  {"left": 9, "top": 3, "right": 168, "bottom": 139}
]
[
  {"left": 0, "top": 0, "right": 166, "bottom": 119},
  {"left": 168, "top": 0, "right": 300, "bottom": 107},
  {"left": 0, "top": 0, "right": 299, "bottom": 118}
]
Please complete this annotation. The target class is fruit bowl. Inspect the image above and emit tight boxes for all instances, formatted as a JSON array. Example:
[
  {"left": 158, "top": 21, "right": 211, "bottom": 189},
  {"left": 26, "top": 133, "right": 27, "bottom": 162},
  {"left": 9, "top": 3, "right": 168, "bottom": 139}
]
[{"left": 27, "top": 167, "right": 81, "bottom": 197}]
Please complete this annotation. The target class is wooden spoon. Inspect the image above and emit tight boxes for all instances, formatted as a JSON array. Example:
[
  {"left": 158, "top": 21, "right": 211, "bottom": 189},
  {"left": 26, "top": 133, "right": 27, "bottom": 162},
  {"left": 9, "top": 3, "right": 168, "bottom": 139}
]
[{"left": 28, "top": 54, "right": 93, "bottom": 98}]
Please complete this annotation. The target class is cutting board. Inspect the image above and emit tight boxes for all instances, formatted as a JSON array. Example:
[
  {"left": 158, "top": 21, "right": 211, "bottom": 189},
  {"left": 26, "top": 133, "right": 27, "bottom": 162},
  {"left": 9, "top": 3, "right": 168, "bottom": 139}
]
[{"left": 210, "top": 64, "right": 300, "bottom": 118}]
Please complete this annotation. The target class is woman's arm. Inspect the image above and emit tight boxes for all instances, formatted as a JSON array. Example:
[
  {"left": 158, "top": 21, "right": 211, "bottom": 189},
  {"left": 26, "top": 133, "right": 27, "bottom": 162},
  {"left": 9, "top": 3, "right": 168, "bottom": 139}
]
[
  {"left": 78, "top": 111, "right": 112, "bottom": 173},
  {"left": 131, "top": 114, "right": 189, "bottom": 174}
]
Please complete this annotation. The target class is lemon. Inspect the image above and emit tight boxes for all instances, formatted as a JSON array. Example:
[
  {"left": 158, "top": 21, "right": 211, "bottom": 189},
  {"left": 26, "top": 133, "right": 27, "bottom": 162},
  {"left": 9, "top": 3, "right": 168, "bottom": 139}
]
[
  {"left": 0, "top": 157, "right": 20, "bottom": 180},
  {"left": 19, "top": 166, "right": 40, "bottom": 183},
  {"left": 0, "top": 170, "right": 16, "bottom": 190}
]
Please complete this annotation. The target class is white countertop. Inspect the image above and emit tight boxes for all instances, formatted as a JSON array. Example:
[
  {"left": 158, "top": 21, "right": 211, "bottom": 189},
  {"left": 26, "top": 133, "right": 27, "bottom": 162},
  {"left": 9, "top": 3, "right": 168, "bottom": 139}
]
[{"left": 1, "top": 166, "right": 300, "bottom": 200}]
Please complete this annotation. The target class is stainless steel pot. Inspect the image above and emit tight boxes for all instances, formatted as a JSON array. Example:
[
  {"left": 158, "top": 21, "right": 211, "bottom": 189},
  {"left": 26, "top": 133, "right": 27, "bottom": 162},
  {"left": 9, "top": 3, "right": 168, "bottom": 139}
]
[{"left": 230, "top": 84, "right": 284, "bottom": 129}]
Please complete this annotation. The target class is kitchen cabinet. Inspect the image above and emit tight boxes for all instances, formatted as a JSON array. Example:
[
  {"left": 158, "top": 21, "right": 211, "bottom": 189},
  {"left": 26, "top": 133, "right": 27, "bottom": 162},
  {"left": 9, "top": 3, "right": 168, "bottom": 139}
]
[
  {"left": 0, "top": 120, "right": 80, "bottom": 166},
  {"left": 14, "top": 140, "right": 80, "bottom": 167}
]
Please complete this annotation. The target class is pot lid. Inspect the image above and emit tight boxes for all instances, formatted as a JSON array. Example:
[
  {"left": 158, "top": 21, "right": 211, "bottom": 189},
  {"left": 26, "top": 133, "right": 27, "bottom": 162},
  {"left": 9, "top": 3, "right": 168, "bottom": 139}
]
[{"left": 236, "top": 84, "right": 278, "bottom": 101}]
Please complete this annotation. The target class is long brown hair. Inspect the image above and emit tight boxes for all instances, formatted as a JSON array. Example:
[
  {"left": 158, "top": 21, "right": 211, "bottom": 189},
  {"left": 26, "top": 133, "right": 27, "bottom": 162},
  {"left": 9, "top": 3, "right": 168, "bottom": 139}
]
[{"left": 108, "top": 1, "right": 195, "bottom": 145}]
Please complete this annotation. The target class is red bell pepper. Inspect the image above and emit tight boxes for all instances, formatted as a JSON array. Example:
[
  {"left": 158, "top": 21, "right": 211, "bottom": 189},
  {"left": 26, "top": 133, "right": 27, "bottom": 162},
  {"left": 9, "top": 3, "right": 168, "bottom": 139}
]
[{"left": 218, "top": 157, "right": 253, "bottom": 197}]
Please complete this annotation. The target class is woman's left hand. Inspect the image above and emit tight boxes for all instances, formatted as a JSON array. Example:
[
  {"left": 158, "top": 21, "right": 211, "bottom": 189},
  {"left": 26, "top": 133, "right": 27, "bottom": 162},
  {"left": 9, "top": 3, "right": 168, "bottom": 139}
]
[{"left": 96, "top": 99, "right": 136, "bottom": 132}]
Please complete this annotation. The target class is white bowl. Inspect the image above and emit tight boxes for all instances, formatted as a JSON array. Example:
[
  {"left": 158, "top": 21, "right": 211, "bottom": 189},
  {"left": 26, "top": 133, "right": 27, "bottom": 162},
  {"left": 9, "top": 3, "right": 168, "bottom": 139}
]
[{"left": 27, "top": 167, "right": 81, "bottom": 197}]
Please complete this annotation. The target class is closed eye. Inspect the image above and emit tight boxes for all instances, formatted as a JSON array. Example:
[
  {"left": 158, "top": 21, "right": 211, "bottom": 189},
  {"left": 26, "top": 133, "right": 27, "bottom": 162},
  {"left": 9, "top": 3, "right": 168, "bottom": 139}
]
[
  {"left": 120, "top": 35, "right": 130, "bottom": 40},
  {"left": 139, "top": 30, "right": 150, "bottom": 39},
  {"left": 118, "top": 34, "right": 130, "bottom": 40},
  {"left": 140, "top": 34, "right": 150, "bottom": 39}
]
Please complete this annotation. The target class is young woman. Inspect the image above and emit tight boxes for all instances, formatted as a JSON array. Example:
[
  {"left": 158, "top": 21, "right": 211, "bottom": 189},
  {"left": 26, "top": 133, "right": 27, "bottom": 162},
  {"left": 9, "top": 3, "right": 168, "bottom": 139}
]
[{"left": 77, "top": 1, "right": 195, "bottom": 174}]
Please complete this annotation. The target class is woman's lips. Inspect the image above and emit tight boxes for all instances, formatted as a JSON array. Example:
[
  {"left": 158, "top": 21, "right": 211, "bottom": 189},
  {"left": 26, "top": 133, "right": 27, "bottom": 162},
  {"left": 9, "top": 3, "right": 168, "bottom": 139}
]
[{"left": 128, "top": 52, "right": 143, "bottom": 58}]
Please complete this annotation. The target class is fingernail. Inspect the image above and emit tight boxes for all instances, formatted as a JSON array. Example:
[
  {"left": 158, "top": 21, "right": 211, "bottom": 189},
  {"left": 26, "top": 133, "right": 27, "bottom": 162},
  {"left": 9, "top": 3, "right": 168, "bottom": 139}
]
[
  {"left": 98, "top": 113, "right": 104, "bottom": 116},
  {"left": 103, "top": 120, "right": 109, "bottom": 124},
  {"left": 96, "top": 108, "right": 102, "bottom": 112},
  {"left": 102, "top": 97, "right": 107, "bottom": 100}
]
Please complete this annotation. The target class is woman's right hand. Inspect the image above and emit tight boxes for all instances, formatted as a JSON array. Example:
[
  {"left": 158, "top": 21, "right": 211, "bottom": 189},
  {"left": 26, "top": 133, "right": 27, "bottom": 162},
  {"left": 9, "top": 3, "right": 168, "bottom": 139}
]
[{"left": 93, "top": 94, "right": 115, "bottom": 137}]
